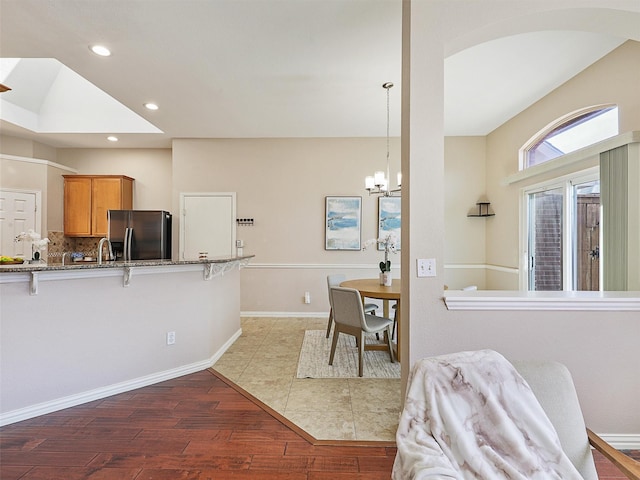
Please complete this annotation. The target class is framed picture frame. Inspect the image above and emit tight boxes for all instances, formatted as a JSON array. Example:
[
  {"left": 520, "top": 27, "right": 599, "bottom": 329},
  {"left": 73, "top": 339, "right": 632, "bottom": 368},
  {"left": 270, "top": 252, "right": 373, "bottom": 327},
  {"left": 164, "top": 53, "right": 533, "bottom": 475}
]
[
  {"left": 325, "top": 196, "right": 362, "bottom": 250},
  {"left": 378, "top": 196, "right": 401, "bottom": 251}
]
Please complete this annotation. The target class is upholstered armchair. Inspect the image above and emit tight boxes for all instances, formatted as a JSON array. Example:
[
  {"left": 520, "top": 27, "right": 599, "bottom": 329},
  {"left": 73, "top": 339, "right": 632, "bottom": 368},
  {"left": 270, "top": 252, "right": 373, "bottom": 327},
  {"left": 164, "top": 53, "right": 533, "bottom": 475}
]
[{"left": 393, "top": 350, "right": 639, "bottom": 480}]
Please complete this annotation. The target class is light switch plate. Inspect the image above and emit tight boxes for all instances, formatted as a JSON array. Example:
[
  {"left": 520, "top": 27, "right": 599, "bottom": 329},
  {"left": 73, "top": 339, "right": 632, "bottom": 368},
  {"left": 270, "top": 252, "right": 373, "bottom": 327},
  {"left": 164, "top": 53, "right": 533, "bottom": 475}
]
[{"left": 417, "top": 258, "right": 436, "bottom": 277}]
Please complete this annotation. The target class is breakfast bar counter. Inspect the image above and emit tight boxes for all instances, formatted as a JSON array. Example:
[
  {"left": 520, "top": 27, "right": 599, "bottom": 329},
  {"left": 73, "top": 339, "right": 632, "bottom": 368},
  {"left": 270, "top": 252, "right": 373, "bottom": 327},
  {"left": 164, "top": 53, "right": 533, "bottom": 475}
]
[
  {"left": 0, "top": 256, "right": 254, "bottom": 273},
  {"left": 0, "top": 255, "right": 253, "bottom": 426},
  {"left": 1, "top": 256, "right": 253, "bottom": 294}
]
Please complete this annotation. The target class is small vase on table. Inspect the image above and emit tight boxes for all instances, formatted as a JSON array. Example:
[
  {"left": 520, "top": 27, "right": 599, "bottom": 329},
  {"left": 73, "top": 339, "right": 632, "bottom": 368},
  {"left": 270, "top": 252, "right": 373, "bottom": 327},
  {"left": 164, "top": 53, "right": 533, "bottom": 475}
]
[
  {"left": 379, "top": 260, "right": 392, "bottom": 286},
  {"left": 380, "top": 271, "right": 392, "bottom": 286}
]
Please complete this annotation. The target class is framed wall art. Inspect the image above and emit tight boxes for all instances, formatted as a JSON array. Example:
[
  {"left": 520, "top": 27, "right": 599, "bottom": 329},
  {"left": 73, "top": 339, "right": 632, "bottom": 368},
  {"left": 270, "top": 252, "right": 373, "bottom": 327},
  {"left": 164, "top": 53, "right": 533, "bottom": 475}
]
[
  {"left": 378, "top": 196, "right": 401, "bottom": 250},
  {"left": 325, "top": 196, "right": 362, "bottom": 250}
]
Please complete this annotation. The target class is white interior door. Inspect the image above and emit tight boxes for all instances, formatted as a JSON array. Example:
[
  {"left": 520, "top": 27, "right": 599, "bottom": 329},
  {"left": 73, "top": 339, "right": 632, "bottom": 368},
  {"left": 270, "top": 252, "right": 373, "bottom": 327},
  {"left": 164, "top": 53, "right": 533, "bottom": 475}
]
[
  {"left": 180, "top": 193, "right": 236, "bottom": 260},
  {"left": 0, "top": 189, "right": 40, "bottom": 258}
]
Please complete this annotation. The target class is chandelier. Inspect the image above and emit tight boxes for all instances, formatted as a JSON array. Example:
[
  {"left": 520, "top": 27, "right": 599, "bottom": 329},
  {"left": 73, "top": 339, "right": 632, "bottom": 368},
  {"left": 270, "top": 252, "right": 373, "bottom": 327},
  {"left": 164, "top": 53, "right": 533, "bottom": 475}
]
[{"left": 365, "top": 82, "right": 401, "bottom": 197}]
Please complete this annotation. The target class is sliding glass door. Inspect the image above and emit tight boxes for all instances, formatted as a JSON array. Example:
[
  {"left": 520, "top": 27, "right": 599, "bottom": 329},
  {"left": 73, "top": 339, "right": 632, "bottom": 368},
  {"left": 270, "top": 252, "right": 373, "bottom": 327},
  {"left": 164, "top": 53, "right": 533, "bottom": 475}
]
[
  {"left": 527, "top": 188, "right": 563, "bottom": 291},
  {"left": 573, "top": 180, "right": 600, "bottom": 291},
  {"left": 523, "top": 171, "right": 600, "bottom": 291}
]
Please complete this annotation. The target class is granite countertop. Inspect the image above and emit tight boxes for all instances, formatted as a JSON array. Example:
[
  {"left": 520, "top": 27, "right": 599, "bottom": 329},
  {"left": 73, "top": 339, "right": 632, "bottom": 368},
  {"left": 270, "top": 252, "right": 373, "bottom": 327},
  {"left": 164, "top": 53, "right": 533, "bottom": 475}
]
[{"left": 0, "top": 255, "right": 254, "bottom": 273}]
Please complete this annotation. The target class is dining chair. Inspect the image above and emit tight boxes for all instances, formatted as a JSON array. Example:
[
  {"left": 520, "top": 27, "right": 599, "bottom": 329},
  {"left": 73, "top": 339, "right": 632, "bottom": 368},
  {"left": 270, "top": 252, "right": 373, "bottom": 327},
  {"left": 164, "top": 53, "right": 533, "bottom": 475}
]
[
  {"left": 391, "top": 303, "right": 398, "bottom": 340},
  {"left": 326, "top": 274, "right": 378, "bottom": 338},
  {"left": 328, "top": 286, "right": 395, "bottom": 377}
]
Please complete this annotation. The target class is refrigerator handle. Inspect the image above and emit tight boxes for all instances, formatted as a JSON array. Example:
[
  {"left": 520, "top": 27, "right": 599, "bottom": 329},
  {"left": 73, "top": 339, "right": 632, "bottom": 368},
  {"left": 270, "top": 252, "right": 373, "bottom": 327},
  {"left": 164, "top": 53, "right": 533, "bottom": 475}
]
[
  {"left": 123, "top": 228, "right": 128, "bottom": 262},
  {"left": 124, "top": 227, "right": 132, "bottom": 262}
]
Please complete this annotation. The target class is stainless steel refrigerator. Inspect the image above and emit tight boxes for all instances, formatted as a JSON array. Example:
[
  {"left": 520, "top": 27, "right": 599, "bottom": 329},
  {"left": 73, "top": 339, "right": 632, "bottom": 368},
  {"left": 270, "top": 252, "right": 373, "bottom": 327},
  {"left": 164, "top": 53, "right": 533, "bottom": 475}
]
[{"left": 108, "top": 210, "right": 172, "bottom": 261}]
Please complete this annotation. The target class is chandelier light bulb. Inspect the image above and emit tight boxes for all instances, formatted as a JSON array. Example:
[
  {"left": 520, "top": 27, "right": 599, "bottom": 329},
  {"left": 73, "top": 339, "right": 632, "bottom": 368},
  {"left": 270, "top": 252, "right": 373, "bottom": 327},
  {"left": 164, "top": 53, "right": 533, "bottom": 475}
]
[{"left": 365, "top": 176, "right": 375, "bottom": 190}]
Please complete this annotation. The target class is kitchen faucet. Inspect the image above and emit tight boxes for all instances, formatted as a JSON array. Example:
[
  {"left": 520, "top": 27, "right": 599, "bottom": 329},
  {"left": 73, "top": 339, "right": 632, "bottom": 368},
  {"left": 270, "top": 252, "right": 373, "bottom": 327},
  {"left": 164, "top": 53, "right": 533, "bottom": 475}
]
[{"left": 97, "top": 238, "right": 114, "bottom": 264}]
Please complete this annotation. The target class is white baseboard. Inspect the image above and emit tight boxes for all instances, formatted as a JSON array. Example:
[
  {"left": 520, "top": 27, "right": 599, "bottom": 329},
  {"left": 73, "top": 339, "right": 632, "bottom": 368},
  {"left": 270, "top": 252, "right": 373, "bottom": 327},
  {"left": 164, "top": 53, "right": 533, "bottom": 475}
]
[
  {"left": 4, "top": 326, "right": 638, "bottom": 451},
  {"left": 210, "top": 328, "right": 242, "bottom": 364},
  {"left": 241, "top": 311, "right": 328, "bottom": 318},
  {"left": 0, "top": 328, "right": 242, "bottom": 427},
  {"left": 598, "top": 434, "right": 640, "bottom": 450}
]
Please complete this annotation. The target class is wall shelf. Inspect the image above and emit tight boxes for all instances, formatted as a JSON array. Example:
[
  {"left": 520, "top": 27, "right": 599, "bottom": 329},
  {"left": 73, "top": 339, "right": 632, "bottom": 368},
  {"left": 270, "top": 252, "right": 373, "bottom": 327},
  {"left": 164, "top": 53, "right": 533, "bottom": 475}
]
[{"left": 467, "top": 202, "right": 495, "bottom": 217}]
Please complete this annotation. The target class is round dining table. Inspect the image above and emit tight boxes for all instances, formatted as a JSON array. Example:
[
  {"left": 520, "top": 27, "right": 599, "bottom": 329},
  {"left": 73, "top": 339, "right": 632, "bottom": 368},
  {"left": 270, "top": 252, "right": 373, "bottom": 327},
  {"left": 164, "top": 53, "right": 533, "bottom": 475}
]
[{"left": 340, "top": 278, "right": 401, "bottom": 358}]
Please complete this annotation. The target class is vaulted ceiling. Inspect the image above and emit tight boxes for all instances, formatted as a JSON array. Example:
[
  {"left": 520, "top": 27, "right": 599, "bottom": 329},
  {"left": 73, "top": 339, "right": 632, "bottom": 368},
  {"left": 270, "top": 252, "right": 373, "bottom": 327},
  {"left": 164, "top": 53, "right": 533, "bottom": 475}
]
[{"left": 0, "top": 1, "right": 630, "bottom": 149}]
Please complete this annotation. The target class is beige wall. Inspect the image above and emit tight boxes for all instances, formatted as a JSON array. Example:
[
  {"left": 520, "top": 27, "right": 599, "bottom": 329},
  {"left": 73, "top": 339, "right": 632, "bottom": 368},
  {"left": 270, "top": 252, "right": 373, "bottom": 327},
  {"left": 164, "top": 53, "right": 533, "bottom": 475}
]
[
  {"left": 0, "top": 157, "right": 49, "bottom": 232},
  {"left": 485, "top": 40, "right": 640, "bottom": 287},
  {"left": 0, "top": 156, "right": 48, "bottom": 192},
  {"left": 57, "top": 148, "right": 172, "bottom": 211},
  {"left": 0, "top": 135, "right": 58, "bottom": 161},
  {"left": 0, "top": 135, "right": 34, "bottom": 157},
  {"left": 444, "top": 136, "right": 487, "bottom": 289},
  {"left": 172, "top": 137, "right": 401, "bottom": 313},
  {"left": 44, "top": 163, "right": 69, "bottom": 231},
  {"left": 33, "top": 141, "right": 58, "bottom": 162},
  {"left": 0, "top": 153, "right": 72, "bottom": 234},
  {"left": 0, "top": 143, "right": 171, "bottom": 236},
  {"left": 403, "top": 0, "right": 640, "bottom": 435},
  {"left": 2, "top": 133, "right": 486, "bottom": 307}
]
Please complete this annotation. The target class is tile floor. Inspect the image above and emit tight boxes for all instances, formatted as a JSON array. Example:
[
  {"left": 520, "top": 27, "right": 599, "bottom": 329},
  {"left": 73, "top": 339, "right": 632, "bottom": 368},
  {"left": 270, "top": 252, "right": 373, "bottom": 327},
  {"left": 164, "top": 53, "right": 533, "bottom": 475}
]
[{"left": 212, "top": 316, "right": 401, "bottom": 442}]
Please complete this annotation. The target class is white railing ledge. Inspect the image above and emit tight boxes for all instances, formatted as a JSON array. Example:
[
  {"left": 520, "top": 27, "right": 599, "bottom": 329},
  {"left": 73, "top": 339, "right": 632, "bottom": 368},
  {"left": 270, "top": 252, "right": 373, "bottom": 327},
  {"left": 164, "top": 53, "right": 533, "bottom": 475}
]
[{"left": 444, "top": 290, "right": 640, "bottom": 311}]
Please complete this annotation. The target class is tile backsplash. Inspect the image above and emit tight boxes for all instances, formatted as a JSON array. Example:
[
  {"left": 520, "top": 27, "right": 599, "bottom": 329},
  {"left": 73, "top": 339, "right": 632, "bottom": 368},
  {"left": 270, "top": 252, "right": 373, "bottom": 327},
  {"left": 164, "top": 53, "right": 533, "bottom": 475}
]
[{"left": 46, "top": 231, "right": 101, "bottom": 264}]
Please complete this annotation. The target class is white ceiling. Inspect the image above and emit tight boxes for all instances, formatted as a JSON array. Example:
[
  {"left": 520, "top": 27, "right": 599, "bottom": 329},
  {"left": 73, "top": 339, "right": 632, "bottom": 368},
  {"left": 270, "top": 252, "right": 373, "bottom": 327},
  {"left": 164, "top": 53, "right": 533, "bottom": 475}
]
[{"left": 0, "top": 0, "right": 629, "bottom": 149}]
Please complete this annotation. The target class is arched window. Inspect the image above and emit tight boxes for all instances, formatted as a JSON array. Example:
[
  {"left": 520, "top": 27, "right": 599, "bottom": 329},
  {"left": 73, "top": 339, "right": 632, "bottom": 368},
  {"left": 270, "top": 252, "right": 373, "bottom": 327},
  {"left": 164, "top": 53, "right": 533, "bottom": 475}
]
[
  {"left": 522, "top": 105, "right": 618, "bottom": 169},
  {"left": 519, "top": 105, "right": 621, "bottom": 292}
]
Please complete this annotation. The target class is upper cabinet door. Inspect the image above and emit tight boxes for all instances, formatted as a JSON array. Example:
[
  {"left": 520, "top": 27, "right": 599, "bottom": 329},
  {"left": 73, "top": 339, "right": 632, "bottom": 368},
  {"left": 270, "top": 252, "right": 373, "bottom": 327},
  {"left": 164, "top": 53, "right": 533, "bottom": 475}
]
[
  {"left": 64, "top": 176, "right": 92, "bottom": 236},
  {"left": 91, "top": 177, "right": 133, "bottom": 237},
  {"left": 64, "top": 175, "right": 134, "bottom": 237}
]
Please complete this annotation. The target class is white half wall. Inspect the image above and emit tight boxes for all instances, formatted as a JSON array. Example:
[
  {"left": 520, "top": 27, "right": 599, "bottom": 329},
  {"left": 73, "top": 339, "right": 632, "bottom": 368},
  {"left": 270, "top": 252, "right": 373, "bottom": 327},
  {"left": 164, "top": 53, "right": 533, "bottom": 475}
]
[{"left": 0, "top": 264, "right": 241, "bottom": 424}]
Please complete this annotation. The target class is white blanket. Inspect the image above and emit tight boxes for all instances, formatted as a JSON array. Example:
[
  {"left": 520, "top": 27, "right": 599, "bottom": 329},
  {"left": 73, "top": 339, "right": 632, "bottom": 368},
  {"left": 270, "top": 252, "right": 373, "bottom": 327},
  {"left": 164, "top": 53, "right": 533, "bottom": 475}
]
[{"left": 392, "top": 350, "right": 583, "bottom": 480}]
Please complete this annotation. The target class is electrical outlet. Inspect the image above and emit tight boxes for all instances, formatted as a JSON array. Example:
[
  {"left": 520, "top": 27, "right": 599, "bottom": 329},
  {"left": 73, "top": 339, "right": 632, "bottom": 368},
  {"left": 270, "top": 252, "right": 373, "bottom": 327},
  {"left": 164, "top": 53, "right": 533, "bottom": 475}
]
[
  {"left": 167, "top": 331, "right": 176, "bottom": 345},
  {"left": 304, "top": 291, "right": 311, "bottom": 304},
  {"left": 417, "top": 258, "right": 437, "bottom": 277}
]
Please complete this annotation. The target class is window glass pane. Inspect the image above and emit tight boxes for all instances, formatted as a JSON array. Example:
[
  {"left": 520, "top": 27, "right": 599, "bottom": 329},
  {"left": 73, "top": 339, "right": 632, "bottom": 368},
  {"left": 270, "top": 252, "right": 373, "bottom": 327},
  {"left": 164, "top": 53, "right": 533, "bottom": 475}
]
[
  {"left": 528, "top": 189, "right": 563, "bottom": 291},
  {"left": 573, "top": 180, "right": 600, "bottom": 291},
  {"left": 526, "top": 107, "right": 618, "bottom": 168}
]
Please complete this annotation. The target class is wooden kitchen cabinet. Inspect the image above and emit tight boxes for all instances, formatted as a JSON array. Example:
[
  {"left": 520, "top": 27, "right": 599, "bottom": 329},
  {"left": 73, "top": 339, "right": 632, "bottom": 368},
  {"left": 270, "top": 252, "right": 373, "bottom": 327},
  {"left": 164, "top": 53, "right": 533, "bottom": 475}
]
[{"left": 63, "top": 175, "right": 134, "bottom": 237}]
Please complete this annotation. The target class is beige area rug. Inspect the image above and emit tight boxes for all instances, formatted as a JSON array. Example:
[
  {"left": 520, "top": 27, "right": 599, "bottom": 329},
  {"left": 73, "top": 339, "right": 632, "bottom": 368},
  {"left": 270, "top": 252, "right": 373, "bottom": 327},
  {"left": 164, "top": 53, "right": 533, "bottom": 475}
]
[{"left": 296, "top": 330, "right": 400, "bottom": 379}]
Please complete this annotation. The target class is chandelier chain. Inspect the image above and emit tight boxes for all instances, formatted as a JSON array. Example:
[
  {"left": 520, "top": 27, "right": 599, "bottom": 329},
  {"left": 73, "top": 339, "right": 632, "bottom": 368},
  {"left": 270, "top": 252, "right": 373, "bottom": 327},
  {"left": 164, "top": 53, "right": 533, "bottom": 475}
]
[
  {"left": 386, "top": 83, "right": 390, "bottom": 181},
  {"left": 365, "top": 81, "right": 400, "bottom": 196}
]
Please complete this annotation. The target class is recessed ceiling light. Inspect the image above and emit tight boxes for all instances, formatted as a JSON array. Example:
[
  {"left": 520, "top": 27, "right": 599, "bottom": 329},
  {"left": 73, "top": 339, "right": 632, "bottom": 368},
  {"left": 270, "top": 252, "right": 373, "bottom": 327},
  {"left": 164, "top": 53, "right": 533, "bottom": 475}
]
[
  {"left": 144, "top": 102, "right": 159, "bottom": 111},
  {"left": 90, "top": 45, "right": 111, "bottom": 57},
  {"left": 107, "top": 136, "right": 118, "bottom": 142}
]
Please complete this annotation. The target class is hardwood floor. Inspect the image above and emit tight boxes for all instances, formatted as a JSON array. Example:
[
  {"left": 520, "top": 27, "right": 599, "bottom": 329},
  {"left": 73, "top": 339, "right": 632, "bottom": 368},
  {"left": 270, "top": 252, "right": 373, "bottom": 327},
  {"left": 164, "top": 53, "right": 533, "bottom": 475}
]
[
  {"left": 0, "top": 368, "right": 636, "bottom": 479},
  {"left": 0, "top": 370, "right": 396, "bottom": 479}
]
